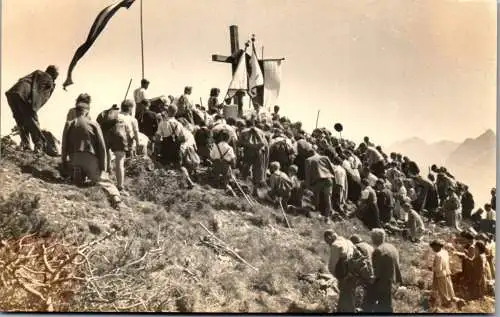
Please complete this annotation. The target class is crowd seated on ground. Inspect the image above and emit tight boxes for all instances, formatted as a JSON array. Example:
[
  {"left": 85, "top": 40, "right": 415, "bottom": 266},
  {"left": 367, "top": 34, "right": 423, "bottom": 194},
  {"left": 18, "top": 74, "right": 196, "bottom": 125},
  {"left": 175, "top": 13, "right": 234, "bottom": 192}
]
[{"left": 5, "top": 74, "right": 496, "bottom": 312}]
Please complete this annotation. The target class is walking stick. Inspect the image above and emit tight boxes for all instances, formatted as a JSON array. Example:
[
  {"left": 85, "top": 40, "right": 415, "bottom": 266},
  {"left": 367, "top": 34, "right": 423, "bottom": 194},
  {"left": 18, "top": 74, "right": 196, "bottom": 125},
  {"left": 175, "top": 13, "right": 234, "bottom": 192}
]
[
  {"left": 278, "top": 198, "right": 293, "bottom": 230},
  {"left": 229, "top": 170, "right": 254, "bottom": 206}
]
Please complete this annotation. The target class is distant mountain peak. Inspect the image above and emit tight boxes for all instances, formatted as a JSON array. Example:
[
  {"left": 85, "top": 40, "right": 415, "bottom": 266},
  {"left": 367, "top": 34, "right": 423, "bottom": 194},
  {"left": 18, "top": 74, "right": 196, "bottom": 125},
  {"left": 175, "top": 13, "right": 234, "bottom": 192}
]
[{"left": 476, "top": 129, "right": 495, "bottom": 142}]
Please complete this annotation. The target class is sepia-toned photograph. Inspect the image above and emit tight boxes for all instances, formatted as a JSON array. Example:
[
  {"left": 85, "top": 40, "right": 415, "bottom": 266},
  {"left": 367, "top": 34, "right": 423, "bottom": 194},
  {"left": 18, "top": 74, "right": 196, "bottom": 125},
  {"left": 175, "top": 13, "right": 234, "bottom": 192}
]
[{"left": 0, "top": 0, "right": 496, "bottom": 313}]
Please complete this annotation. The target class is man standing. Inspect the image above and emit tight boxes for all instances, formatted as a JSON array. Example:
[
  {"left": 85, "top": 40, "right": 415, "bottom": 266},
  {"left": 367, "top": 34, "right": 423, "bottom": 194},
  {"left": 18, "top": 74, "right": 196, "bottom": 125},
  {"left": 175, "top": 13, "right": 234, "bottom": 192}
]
[
  {"left": 490, "top": 188, "right": 496, "bottom": 211},
  {"left": 304, "top": 146, "right": 336, "bottom": 223},
  {"left": 177, "top": 86, "right": 194, "bottom": 124},
  {"left": 135, "top": 99, "right": 159, "bottom": 141},
  {"left": 461, "top": 186, "right": 475, "bottom": 220},
  {"left": 133, "top": 78, "right": 150, "bottom": 119},
  {"left": 239, "top": 119, "right": 269, "bottom": 194},
  {"left": 61, "top": 100, "right": 123, "bottom": 210},
  {"left": 376, "top": 179, "right": 394, "bottom": 225},
  {"left": 324, "top": 230, "right": 356, "bottom": 313},
  {"left": 350, "top": 234, "right": 375, "bottom": 312},
  {"left": 272, "top": 105, "right": 280, "bottom": 121},
  {"left": 332, "top": 157, "right": 348, "bottom": 215},
  {"left": 429, "top": 239, "right": 457, "bottom": 310},
  {"left": 371, "top": 228, "right": 402, "bottom": 313},
  {"left": 5, "top": 65, "right": 59, "bottom": 153}
]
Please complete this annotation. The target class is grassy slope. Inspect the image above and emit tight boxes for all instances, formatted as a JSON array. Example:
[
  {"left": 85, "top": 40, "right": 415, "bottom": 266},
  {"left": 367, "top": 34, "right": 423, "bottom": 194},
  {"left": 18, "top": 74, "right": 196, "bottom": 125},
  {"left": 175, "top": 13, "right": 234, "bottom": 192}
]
[{"left": 0, "top": 137, "right": 494, "bottom": 313}]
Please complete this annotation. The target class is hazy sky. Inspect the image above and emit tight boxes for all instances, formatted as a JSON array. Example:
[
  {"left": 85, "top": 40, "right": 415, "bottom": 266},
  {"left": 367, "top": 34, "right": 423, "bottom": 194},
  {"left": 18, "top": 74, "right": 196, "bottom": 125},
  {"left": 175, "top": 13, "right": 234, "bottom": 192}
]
[{"left": 1, "top": 0, "right": 496, "bottom": 146}]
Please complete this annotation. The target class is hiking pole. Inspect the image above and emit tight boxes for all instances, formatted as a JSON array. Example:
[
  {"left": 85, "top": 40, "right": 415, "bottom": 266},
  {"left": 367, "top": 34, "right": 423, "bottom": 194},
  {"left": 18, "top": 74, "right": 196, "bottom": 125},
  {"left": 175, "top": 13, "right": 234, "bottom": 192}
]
[
  {"left": 230, "top": 171, "right": 254, "bottom": 206},
  {"left": 278, "top": 197, "right": 293, "bottom": 230},
  {"left": 123, "top": 78, "right": 133, "bottom": 101}
]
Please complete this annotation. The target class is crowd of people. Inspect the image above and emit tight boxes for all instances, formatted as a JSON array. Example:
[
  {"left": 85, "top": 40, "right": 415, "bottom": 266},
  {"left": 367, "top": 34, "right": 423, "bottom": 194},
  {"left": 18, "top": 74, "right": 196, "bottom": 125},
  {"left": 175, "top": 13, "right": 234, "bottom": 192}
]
[{"left": 4, "top": 66, "right": 496, "bottom": 313}]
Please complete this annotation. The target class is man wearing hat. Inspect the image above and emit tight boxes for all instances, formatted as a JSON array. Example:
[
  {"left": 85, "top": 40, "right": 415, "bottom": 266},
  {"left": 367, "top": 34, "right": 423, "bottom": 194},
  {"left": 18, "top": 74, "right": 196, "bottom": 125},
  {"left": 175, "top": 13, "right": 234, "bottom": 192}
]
[
  {"left": 61, "top": 99, "right": 123, "bottom": 210},
  {"left": 5, "top": 65, "right": 59, "bottom": 153},
  {"left": 134, "top": 78, "right": 151, "bottom": 119},
  {"left": 429, "top": 239, "right": 457, "bottom": 310}
]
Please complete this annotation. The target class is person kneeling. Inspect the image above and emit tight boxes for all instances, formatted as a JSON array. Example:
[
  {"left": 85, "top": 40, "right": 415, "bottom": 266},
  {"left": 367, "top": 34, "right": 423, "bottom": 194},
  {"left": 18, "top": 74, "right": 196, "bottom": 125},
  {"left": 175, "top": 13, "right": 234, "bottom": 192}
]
[
  {"left": 61, "top": 101, "right": 124, "bottom": 210},
  {"left": 209, "top": 130, "right": 237, "bottom": 195}
]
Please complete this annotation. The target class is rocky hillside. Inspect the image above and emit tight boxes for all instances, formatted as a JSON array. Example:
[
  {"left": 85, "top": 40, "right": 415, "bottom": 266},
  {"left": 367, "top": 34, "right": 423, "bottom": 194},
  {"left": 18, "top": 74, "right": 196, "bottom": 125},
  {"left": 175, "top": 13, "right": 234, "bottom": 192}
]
[{"left": 0, "top": 137, "right": 494, "bottom": 313}]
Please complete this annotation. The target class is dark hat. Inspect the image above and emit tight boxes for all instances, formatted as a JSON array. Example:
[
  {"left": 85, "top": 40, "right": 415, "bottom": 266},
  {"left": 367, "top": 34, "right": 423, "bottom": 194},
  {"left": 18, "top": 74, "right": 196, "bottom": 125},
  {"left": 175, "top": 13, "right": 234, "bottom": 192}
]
[
  {"left": 430, "top": 239, "right": 445, "bottom": 248},
  {"left": 350, "top": 234, "right": 363, "bottom": 244}
]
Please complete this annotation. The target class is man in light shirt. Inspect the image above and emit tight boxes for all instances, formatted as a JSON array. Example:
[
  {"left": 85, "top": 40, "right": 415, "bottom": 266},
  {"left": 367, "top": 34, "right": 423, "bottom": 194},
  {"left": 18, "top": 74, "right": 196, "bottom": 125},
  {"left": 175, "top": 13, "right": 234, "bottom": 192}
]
[
  {"left": 429, "top": 239, "right": 457, "bottom": 310},
  {"left": 332, "top": 157, "right": 348, "bottom": 215},
  {"left": 133, "top": 78, "right": 150, "bottom": 119},
  {"left": 324, "top": 229, "right": 357, "bottom": 313},
  {"left": 115, "top": 100, "right": 139, "bottom": 195}
]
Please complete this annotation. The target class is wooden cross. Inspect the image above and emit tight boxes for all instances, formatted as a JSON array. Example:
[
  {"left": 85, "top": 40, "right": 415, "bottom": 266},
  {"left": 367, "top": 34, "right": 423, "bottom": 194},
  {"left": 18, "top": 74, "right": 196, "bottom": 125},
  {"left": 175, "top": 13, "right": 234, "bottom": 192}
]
[
  {"left": 211, "top": 25, "right": 247, "bottom": 115},
  {"left": 212, "top": 25, "right": 285, "bottom": 115}
]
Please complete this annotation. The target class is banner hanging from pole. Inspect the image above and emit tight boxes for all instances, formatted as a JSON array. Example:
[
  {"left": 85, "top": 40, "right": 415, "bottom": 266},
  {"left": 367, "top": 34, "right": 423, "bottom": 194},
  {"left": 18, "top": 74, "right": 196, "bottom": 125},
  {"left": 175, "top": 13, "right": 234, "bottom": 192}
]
[
  {"left": 62, "top": 0, "right": 136, "bottom": 90},
  {"left": 226, "top": 53, "right": 248, "bottom": 99},
  {"left": 248, "top": 45, "right": 264, "bottom": 98},
  {"left": 263, "top": 60, "right": 282, "bottom": 109}
]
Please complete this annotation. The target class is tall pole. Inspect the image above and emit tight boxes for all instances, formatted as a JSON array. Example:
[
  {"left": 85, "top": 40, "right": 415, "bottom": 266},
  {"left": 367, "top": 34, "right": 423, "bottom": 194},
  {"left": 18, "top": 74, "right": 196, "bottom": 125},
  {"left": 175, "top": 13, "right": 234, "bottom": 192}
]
[
  {"left": 315, "top": 110, "right": 320, "bottom": 129},
  {"left": 140, "top": 0, "right": 145, "bottom": 79}
]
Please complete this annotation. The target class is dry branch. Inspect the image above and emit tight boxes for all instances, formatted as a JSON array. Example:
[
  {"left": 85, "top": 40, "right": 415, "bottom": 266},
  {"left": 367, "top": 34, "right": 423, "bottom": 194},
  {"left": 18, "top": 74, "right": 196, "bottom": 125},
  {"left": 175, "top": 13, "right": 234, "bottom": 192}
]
[{"left": 198, "top": 222, "right": 258, "bottom": 271}]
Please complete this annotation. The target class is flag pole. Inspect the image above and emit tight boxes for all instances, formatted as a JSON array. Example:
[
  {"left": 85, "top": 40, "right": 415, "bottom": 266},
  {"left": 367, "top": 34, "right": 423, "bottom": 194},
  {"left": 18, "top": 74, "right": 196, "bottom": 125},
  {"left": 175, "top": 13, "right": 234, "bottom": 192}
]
[
  {"left": 315, "top": 110, "right": 320, "bottom": 129},
  {"left": 140, "top": 0, "right": 145, "bottom": 79}
]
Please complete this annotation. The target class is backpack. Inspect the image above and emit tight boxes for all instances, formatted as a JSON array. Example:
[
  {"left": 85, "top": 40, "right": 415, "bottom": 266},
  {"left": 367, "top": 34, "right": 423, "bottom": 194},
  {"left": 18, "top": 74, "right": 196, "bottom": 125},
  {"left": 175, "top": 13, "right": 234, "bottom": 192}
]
[
  {"left": 275, "top": 173, "right": 294, "bottom": 197},
  {"left": 245, "top": 127, "right": 265, "bottom": 150},
  {"left": 335, "top": 245, "right": 374, "bottom": 283},
  {"left": 98, "top": 109, "right": 129, "bottom": 152},
  {"left": 270, "top": 139, "right": 295, "bottom": 165},
  {"left": 183, "top": 146, "right": 200, "bottom": 169}
]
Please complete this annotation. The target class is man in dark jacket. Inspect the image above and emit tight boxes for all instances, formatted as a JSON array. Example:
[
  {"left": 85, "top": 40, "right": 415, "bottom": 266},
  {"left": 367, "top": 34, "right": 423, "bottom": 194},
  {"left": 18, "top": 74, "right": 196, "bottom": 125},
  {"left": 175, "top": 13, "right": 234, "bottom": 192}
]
[
  {"left": 371, "top": 228, "right": 402, "bottom": 313},
  {"left": 350, "top": 234, "right": 375, "bottom": 312},
  {"left": 5, "top": 65, "right": 59, "bottom": 153},
  {"left": 375, "top": 180, "right": 394, "bottom": 225},
  {"left": 304, "top": 147, "right": 336, "bottom": 223},
  {"left": 461, "top": 186, "right": 475, "bottom": 219},
  {"left": 491, "top": 188, "right": 496, "bottom": 211},
  {"left": 136, "top": 99, "right": 159, "bottom": 140},
  {"left": 61, "top": 101, "right": 123, "bottom": 210}
]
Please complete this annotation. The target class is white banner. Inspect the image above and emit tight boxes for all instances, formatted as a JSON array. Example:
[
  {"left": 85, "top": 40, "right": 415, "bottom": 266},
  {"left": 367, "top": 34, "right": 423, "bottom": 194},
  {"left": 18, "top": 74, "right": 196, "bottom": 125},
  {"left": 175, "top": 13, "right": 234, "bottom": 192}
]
[
  {"left": 248, "top": 48, "right": 264, "bottom": 98},
  {"left": 263, "top": 60, "right": 282, "bottom": 110},
  {"left": 226, "top": 53, "right": 248, "bottom": 99}
]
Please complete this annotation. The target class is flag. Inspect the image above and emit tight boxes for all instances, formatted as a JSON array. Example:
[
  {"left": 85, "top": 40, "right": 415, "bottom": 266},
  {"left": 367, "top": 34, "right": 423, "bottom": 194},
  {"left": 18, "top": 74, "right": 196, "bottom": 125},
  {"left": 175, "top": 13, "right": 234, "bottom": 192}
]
[
  {"left": 226, "top": 52, "right": 248, "bottom": 100},
  {"left": 263, "top": 59, "right": 283, "bottom": 109},
  {"left": 248, "top": 45, "right": 264, "bottom": 98},
  {"left": 63, "top": 0, "right": 136, "bottom": 90}
]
